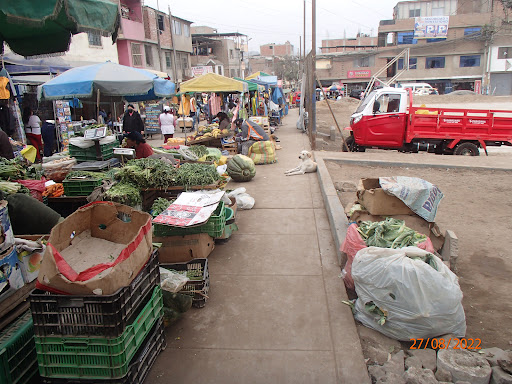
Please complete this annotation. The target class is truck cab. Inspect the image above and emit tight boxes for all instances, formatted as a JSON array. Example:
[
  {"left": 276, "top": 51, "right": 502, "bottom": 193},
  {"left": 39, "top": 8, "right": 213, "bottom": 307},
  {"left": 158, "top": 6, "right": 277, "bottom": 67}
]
[{"left": 349, "top": 87, "right": 409, "bottom": 148}]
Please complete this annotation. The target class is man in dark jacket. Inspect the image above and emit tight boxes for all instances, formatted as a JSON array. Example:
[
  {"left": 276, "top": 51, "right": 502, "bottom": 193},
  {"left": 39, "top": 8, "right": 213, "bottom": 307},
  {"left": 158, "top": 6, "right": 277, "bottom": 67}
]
[{"left": 122, "top": 104, "right": 144, "bottom": 134}]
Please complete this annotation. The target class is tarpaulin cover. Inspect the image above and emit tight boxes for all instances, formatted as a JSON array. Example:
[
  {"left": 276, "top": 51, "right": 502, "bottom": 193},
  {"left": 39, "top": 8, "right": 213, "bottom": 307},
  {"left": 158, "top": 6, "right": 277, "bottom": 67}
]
[
  {"left": 179, "top": 73, "right": 248, "bottom": 93},
  {"left": 246, "top": 71, "right": 271, "bottom": 80},
  {"left": 271, "top": 87, "right": 284, "bottom": 104},
  {"left": 38, "top": 61, "right": 175, "bottom": 100},
  {"left": 234, "top": 77, "right": 264, "bottom": 92},
  {"left": 0, "top": 0, "right": 120, "bottom": 57}
]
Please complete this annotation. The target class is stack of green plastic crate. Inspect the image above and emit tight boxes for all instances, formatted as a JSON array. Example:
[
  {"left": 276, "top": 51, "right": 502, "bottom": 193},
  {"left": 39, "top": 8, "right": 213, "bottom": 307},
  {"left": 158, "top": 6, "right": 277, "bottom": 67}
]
[
  {"left": 69, "top": 141, "right": 117, "bottom": 162},
  {"left": 0, "top": 311, "right": 40, "bottom": 384}
]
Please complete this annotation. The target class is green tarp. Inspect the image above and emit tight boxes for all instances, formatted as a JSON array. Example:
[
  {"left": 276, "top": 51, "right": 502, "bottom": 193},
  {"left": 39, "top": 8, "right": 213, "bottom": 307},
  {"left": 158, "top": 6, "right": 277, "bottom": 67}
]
[
  {"left": 0, "top": 0, "right": 119, "bottom": 57},
  {"left": 234, "top": 77, "right": 263, "bottom": 92}
]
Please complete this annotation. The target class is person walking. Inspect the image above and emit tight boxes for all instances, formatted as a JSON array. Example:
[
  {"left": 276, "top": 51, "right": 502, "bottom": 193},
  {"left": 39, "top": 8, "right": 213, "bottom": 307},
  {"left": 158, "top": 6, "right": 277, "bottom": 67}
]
[
  {"left": 159, "top": 106, "right": 177, "bottom": 143},
  {"left": 22, "top": 107, "right": 43, "bottom": 161},
  {"left": 122, "top": 104, "right": 144, "bottom": 134}
]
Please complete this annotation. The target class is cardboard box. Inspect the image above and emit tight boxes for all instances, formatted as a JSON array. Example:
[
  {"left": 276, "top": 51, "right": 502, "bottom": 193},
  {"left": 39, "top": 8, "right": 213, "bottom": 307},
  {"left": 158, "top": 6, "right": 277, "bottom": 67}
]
[
  {"left": 15, "top": 237, "right": 48, "bottom": 283},
  {"left": 37, "top": 202, "right": 153, "bottom": 295},
  {"left": 350, "top": 211, "right": 445, "bottom": 251},
  {"left": 154, "top": 233, "right": 215, "bottom": 263},
  {"left": 357, "top": 178, "right": 414, "bottom": 216},
  {"left": 0, "top": 246, "right": 25, "bottom": 302}
]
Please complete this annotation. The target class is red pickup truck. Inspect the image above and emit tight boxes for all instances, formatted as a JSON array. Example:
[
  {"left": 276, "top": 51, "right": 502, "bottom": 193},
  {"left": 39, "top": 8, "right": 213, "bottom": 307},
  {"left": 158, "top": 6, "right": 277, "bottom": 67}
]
[{"left": 344, "top": 88, "right": 512, "bottom": 155}]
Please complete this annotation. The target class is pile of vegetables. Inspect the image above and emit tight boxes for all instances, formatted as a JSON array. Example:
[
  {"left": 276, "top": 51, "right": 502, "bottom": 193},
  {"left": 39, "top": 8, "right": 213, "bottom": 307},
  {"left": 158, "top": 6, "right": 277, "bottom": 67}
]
[
  {"left": 188, "top": 145, "right": 208, "bottom": 159},
  {"left": 43, "top": 183, "right": 64, "bottom": 198},
  {"left": 175, "top": 163, "right": 220, "bottom": 188},
  {"left": 357, "top": 218, "right": 427, "bottom": 249},
  {"left": 65, "top": 171, "right": 105, "bottom": 180},
  {"left": 0, "top": 158, "right": 26, "bottom": 180},
  {"left": 116, "top": 158, "right": 177, "bottom": 189},
  {"left": 104, "top": 182, "right": 141, "bottom": 206},
  {"left": 0, "top": 181, "right": 22, "bottom": 195}
]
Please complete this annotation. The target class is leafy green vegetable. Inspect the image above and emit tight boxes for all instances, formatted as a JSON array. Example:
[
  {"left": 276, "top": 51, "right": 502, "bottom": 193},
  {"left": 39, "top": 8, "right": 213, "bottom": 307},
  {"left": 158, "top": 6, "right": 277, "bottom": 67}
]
[
  {"left": 150, "top": 197, "right": 175, "bottom": 217},
  {"left": 104, "top": 182, "right": 141, "bottom": 206},
  {"left": 65, "top": 171, "right": 105, "bottom": 180},
  {"left": 0, "top": 181, "right": 21, "bottom": 194},
  {"left": 188, "top": 145, "right": 208, "bottom": 158},
  {"left": 116, "top": 158, "right": 177, "bottom": 189},
  {"left": 357, "top": 218, "right": 427, "bottom": 249},
  {"left": 175, "top": 163, "right": 220, "bottom": 188},
  {"left": 0, "top": 158, "right": 26, "bottom": 180},
  {"left": 365, "top": 301, "right": 387, "bottom": 325}
]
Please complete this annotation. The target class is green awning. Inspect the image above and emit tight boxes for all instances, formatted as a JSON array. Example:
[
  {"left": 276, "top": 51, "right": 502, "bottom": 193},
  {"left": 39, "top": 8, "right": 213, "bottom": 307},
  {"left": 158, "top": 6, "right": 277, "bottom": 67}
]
[
  {"left": 234, "top": 77, "right": 264, "bottom": 92},
  {"left": 0, "top": 0, "right": 119, "bottom": 57}
]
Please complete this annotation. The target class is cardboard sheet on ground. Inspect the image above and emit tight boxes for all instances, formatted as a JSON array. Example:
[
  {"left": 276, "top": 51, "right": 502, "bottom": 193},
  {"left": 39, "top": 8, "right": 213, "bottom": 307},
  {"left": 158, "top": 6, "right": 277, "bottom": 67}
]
[{"left": 153, "top": 191, "right": 225, "bottom": 227}]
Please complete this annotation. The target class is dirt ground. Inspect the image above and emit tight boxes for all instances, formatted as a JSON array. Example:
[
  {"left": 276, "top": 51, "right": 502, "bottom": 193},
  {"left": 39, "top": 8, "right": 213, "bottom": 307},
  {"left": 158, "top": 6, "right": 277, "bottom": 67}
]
[
  {"left": 325, "top": 161, "right": 512, "bottom": 349},
  {"left": 315, "top": 94, "right": 512, "bottom": 152}
]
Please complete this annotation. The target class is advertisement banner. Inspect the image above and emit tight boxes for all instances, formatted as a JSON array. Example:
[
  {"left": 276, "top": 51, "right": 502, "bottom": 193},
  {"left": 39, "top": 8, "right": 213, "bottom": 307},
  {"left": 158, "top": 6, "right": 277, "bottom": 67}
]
[
  {"left": 191, "top": 66, "right": 213, "bottom": 77},
  {"left": 474, "top": 79, "right": 482, "bottom": 94},
  {"left": 414, "top": 16, "right": 449, "bottom": 39},
  {"left": 347, "top": 70, "right": 371, "bottom": 79}
]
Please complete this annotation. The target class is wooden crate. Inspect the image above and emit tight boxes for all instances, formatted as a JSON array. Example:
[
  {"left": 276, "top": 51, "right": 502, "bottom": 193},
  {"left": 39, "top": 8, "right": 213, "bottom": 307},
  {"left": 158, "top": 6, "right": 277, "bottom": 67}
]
[{"left": 222, "top": 143, "right": 238, "bottom": 155}]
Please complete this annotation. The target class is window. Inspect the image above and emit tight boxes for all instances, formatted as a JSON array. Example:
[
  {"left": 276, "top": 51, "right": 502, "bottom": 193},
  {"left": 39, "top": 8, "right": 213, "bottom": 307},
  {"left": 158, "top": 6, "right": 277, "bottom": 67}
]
[
  {"left": 230, "top": 49, "right": 234, "bottom": 59},
  {"left": 131, "top": 43, "right": 142, "bottom": 67},
  {"left": 354, "top": 56, "right": 374, "bottom": 68},
  {"left": 397, "top": 32, "right": 417, "bottom": 45},
  {"left": 217, "top": 66, "right": 222, "bottom": 75},
  {"left": 87, "top": 32, "right": 102, "bottom": 47},
  {"left": 409, "top": 8, "right": 420, "bottom": 18},
  {"left": 426, "top": 38, "right": 447, "bottom": 43},
  {"left": 397, "top": 58, "right": 417, "bottom": 70},
  {"left": 498, "top": 47, "right": 511, "bottom": 59},
  {"left": 464, "top": 28, "right": 481, "bottom": 39},
  {"left": 157, "top": 15, "right": 165, "bottom": 31},
  {"left": 425, "top": 56, "right": 445, "bottom": 69},
  {"left": 165, "top": 51, "right": 172, "bottom": 69},
  {"left": 181, "top": 54, "right": 188, "bottom": 69},
  {"left": 230, "top": 69, "right": 236, "bottom": 78},
  {"left": 145, "top": 45, "right": 153, "bottom": 67},
  {"left": 183, "top": 24, "right": 190, "bottom": 37},
  {"left": 460, "top": 55, "right": 481, "bottom": 67},
  {"left": 173, "top": 20, "right": 181, "bottom": 35},
  {"left": 373, "top": 94, "right": 401, "bottom": 114},
  {"left": 432, "top": 7, "right": 445, "bottom": 16}
]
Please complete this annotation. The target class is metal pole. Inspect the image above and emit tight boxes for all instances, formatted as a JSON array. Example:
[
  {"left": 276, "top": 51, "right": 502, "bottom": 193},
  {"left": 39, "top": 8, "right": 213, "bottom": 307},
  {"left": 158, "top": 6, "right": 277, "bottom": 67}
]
[
  {"left": 168, "top": 4, "right": 179, "bottom": 85},
  {"left": 303, "top": 0, "right": 306, "bottom": 62},
  {"left": 311, "top": 0, "right": 317, "bottom": 140}
]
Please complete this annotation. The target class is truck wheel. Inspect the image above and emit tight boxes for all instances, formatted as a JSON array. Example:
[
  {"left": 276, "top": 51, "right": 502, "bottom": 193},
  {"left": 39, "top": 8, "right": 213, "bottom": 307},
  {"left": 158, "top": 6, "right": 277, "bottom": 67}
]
[{"left": 454, "top": 142, "right": 480, "bottom": 156}]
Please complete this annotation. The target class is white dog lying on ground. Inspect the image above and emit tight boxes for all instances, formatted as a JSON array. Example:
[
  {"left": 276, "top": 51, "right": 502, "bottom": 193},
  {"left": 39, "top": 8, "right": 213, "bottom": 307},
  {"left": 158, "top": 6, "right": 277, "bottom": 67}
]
[{"left": 284, "top": 150, "right": 318, "bottom": 176}]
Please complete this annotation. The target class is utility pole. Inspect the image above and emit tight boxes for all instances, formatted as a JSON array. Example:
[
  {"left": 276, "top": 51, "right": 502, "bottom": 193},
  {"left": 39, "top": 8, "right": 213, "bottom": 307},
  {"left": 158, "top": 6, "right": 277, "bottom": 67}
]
[
  {"left": 167, "top": 4, "right": 179, "bottom": 85},
  {"left": 311, "top": 0, "right": 316, "bottom": 136},
  {"left": 303, "top": 0, "right": 306, "bottom": 67},
  {"left": 155, "top": 0, "right": 163, "bottom": 71}
]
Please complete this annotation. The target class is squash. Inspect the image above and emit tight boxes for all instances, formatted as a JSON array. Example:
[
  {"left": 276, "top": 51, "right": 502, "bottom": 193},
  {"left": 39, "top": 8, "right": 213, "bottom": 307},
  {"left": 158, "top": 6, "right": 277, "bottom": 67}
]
[{"left": 227, "top": 154, "right": 256, "bottom": 182}]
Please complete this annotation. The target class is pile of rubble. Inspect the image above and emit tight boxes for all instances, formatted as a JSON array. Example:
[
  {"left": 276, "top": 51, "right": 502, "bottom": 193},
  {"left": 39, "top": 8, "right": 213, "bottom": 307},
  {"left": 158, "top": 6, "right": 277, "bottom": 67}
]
[{"left": 367, "top": 342, "right": 512, "bottom": 384}]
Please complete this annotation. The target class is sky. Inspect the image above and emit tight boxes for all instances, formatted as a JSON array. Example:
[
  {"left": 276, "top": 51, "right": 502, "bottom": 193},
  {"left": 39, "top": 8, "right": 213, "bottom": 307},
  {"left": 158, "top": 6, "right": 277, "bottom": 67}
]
[{"left": 143, "top": 0, "right": 401, "bottom": 54}]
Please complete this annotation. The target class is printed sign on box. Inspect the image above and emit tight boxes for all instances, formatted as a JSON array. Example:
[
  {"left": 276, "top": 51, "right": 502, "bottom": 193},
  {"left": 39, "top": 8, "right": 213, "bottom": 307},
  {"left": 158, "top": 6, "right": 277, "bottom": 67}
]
[{"left": 414, "top": 16, "right": 449, "bottom": 39}]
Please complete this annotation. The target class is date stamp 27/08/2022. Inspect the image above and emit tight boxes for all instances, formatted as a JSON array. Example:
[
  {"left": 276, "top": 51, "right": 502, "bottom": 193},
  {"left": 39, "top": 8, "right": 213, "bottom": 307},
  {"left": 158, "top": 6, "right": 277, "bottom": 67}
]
[{"left": 410, "top": 338, "right": 482, "bottom": 350}]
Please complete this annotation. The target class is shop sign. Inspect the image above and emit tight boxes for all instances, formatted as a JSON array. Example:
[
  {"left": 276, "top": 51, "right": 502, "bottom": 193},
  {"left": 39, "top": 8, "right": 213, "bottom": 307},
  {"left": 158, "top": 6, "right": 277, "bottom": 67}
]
[
  {"left": 474, "top": 79, "right": 482, "bottom": 94},
  {"left": 191, "top": 66, "right": 213, "bottom": 77},
  {"left": 414, "top": 16, "right": 449, "bottom": 39},
  {"left": 347, "top": 70, "right": 371, "bottom": 79}
]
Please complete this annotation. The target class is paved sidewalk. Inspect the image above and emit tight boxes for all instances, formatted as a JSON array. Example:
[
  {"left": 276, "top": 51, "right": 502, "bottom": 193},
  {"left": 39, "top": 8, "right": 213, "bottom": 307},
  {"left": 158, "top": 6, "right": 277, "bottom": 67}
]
[{"left": 147, "top": 109, "right": 370, "bottom": 384}]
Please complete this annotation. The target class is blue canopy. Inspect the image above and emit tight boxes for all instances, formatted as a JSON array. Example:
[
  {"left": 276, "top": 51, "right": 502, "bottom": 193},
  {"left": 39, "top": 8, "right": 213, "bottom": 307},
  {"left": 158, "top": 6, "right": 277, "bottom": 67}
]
[
  {"left": 271, "top": 87, "right": 284, "bottom": 104},
  {"left": 250, "top": 75, "right": 278, "bottom": 89},
  {"left": 38, "top": 61, "right": 175, "bottom": 101}
]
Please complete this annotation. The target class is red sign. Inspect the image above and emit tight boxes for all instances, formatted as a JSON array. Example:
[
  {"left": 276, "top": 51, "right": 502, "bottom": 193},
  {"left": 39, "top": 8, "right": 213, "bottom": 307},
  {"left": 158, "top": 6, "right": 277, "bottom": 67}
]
[
  {"left": 474, "top": 79, "right": 482, "bottom": 94},
  {"left": 347, "top": 70, "right": 371, "bottom": 79}
]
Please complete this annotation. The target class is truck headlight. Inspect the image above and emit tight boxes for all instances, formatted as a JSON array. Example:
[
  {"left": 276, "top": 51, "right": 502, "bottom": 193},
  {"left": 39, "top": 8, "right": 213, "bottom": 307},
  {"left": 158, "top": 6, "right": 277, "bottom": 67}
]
[{"left": 352, "top": 114, "right": 362, "bottom": 124}]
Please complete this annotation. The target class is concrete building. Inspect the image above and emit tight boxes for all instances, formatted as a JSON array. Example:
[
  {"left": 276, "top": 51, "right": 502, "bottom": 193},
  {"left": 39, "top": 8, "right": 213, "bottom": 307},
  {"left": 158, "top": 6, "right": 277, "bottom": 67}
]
[
  {"left": 191, "top": 27, "right": 248, "bottom": 78},
  {"left": 316, "top": 0, "right": 512, "bottom": 95},
  {"left": 116, "top": 0, "right": 192, "bottom": 82},
  {"left": 260, "top": 41, "right": 294, "bottom": 56},
  {"left": 320, "top": 35, "right": 378, "bottom": 54}
]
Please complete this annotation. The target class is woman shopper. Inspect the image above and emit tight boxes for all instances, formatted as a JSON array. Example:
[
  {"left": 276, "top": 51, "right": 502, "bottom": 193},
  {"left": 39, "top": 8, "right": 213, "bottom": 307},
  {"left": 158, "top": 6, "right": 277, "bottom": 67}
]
[
  {"left": 22, "top": 107, "right": 43, "bottom": 161},
  {"left": 159, "top": 106, "right": 177, "bottom": 143}
]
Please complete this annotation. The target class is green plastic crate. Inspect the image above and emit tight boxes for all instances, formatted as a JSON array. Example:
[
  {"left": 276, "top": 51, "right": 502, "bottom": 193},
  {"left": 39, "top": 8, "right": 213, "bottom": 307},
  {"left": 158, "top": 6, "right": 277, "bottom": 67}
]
[
  {"left": 0, "top": 311, "right": 40, "bottom": 384},
  {"left": 35, "top": 286, "right": 163, "bottom": 380},
  {"left": 69, "top": 141, "right": 117, "bottom": 162},
  {"left": 153, "top": 201, "right": 226, "bottom": 238},
  {"left": 63, "top": 178, "right": 103, "bottom": 196}
]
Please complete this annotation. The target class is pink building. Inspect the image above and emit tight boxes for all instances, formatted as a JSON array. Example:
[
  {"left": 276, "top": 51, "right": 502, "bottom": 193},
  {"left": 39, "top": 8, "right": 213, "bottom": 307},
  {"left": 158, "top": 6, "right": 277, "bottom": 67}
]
[
  {"left": 260, "top": 41, "right": 294, "bottom": 57},
  {"left": 116, "top": 0, "right": 192, "bottom": 82}
]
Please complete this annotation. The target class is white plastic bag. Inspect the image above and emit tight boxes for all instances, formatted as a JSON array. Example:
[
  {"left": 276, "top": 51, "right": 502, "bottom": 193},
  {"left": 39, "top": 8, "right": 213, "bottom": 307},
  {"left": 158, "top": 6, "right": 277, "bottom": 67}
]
[
  {"left": 160, "top": 267, "right": 189, "bottom": 293},
  {"left": 227, "top": 187, "right": 255, "bottom": 210},
  {"left": 69, "top": 135, "right": 116, "bottom": 149},
  {"left": 352, "top": 246, "right": 466, "bottom": 341}
]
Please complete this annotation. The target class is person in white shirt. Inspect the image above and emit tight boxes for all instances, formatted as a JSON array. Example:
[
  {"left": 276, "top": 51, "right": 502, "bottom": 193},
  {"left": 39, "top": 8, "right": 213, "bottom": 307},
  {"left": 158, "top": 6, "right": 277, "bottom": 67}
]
[
  {"left": 22, "top": 107, "right": 43, "bottom": 161},
  {"left": 159, "top": 106, "right": 177, "bottom": 143}
]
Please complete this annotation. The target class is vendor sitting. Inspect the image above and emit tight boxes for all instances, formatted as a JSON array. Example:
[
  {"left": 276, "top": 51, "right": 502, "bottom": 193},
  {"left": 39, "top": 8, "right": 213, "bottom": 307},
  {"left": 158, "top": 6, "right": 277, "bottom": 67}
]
[
  {"left": 216, "top": 112, "right": 232, "bottom": 131},
  {"left": 235, "top": 118, "right": 269, "bottom": 156},
  {"left": 124, "top": 131, "right": 153, "bottom": 159}
]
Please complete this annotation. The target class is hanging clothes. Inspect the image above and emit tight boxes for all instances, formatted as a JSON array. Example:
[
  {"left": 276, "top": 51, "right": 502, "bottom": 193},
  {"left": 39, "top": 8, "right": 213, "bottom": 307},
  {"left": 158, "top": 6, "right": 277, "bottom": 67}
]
[
  {"left": 0, "top": 78, "right": 10, "bottom": 100},
  {"left": 210, "top": 93, "right": 222, "bottom": 116},
  {"left": 251, "top": 96, "right": 257, "bottom": 116},
  {"left": 179, "top": 95, "right": 191, "bottom": 116},
  {"left": 0, "top": 104, "right": 12, "bottom": 135}
]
